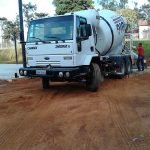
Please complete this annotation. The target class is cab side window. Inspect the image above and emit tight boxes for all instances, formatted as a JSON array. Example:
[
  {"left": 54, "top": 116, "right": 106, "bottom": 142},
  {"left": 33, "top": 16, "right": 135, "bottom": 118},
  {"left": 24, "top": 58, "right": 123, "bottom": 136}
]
[{"left": 76, "top": 16, "right": 87, "bottom": 37}]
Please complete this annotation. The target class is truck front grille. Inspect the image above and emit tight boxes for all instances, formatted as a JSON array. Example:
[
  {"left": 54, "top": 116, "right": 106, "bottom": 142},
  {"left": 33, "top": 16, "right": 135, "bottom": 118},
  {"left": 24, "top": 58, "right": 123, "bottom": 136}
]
[{"left": 36, "top": 61, "right": 60, "bottom": 66}]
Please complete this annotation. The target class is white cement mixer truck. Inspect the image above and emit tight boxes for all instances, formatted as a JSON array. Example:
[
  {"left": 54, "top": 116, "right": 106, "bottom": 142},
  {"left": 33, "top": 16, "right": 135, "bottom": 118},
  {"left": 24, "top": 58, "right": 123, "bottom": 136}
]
[{"left": 19, "top": 9, "right": 132, "bottom": 91}]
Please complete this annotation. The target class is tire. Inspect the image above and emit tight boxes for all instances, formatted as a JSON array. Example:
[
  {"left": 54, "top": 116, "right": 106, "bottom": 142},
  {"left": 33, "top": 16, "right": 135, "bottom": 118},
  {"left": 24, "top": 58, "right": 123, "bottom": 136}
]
[
  {"left": 126, "top": 59, "right": 132, "bottom": 75},
  {"left": 42, "top": 77, "right": 49, "bottom": 89},
  {"left": 118, "top": 61, "right": 126, "bottom": 79},
  {"left": 86, "top": 63, "right": 102, "bottom": 92}
]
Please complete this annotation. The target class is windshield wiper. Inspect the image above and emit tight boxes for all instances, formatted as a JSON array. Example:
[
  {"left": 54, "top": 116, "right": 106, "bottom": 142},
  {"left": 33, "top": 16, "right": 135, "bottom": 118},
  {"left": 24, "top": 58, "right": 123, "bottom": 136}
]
[
  {"left": 30, "top": 36, "right": 48, "bottom": 43},
  {"left": 45, "top": 36, "right": 65, "bottom": 42}
]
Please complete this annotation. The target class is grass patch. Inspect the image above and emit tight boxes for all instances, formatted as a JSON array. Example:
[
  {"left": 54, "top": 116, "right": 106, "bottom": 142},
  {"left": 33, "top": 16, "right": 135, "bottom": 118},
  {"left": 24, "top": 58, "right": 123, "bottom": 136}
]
[
  {"left": 0, "top": 48, "right": 22, "bottom": 64},
  {"left": 133, "top": 40, "right": 150, "bottom": 56}
]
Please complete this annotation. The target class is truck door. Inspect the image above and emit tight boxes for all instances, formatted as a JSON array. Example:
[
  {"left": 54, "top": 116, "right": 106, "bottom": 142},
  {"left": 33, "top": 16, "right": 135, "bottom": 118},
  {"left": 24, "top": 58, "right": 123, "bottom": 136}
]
[{"left": 75, "top": 16, "right": 95, "bottom": 66}]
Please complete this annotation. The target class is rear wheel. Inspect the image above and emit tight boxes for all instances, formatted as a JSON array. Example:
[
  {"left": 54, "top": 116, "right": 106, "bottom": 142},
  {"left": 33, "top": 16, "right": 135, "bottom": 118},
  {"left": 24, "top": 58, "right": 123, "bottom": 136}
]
[
  {"left": 126, "top": 59, "right": 132, "bottom": 75},
  {"left": 42, "top": 77, "right": 49, "bottom": 89},
  {"left": 86, "top": 63, "right": 102, "bottom": 92},
  {"left": 118, "top": 61, "right": 126, "bottom": 79}
]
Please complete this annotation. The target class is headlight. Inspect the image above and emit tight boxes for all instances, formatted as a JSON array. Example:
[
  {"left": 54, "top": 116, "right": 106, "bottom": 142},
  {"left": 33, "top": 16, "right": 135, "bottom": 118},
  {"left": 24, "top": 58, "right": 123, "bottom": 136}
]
[
  {"left": 58, "top": 72, "right": 63, "bottom": 78},
  {"left": 24, "top": 71, "right": 27, "bottom": 76},
  {"left": 65, "top": 72, "right": 70, "bottom": 78},
  {"left": 19, "top": 70, "right": 24, "bottom": 75}
]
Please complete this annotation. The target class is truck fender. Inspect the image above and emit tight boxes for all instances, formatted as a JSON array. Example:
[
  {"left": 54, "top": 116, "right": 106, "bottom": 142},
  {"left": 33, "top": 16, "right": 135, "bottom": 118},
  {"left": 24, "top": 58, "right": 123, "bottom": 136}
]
[{"left": 83, "top": 55, "right": 99, "bottom": 66}]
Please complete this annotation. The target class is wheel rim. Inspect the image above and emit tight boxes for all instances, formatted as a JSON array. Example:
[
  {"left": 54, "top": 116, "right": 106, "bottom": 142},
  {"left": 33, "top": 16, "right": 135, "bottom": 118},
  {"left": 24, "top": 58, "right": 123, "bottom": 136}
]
[
  {"left": 127, "top": 63, "right": 131, "bottom": 73},
  {"left": 86, "top": 63, "right": 101, "bottom": 91},
  {"left": 121, "top": 63, "right": 125, "bottom": 75}
]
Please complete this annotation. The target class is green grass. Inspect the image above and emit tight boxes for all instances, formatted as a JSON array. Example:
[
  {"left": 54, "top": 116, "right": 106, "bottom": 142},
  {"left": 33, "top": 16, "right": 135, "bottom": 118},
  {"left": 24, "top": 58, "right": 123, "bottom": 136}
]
[
  {"left": 0, "top": 48, "right": 22, "bottom": 64},
  {"left": 133, "top": 40, "right": 150, "bottom": 56}
]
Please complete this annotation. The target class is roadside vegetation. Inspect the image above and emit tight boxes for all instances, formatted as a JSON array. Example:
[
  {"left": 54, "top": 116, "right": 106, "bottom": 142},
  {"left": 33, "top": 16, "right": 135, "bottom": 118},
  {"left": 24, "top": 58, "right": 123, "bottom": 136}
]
[
  {"left": 0, "top": 40, "right": 149, "bottom": 64},
  {"left": 0, "top": 48, "right": 22, "bottom": 64},
  {"left": 133, "top": 40, "right": 150, "bottom": 56}
]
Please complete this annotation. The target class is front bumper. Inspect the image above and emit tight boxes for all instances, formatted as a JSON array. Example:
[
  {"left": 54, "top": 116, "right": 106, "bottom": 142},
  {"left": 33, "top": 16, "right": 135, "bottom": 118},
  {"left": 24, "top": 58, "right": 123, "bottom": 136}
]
[{"left": 19, "top": 66, "right": 89, "bottom": 80}]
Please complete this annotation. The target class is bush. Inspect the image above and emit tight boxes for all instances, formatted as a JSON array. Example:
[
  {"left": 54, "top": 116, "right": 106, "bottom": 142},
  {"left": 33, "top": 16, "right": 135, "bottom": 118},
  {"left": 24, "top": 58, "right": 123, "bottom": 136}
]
[
  {"left": 0, "top": 48, "right": 22, "bottom": 64},
  {"left": 133, "top": 40, "right": 150, "bottom": 56}
]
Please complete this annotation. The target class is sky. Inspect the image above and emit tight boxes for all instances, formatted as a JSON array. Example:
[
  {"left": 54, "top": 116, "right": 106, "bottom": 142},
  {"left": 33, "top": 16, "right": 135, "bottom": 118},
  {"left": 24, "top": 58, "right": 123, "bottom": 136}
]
[
  {"left": 0, "top": 0, "right": 148, "bottom": 21},
  {"left": 0, "top": 0, "right": 55, "bottom": 20}
]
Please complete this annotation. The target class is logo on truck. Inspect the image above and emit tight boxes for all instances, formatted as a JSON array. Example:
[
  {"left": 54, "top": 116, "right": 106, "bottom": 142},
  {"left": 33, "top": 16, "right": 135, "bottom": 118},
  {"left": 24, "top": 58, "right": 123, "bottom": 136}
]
[
  {"left": 113, "top": 16, "right": 126, "bottom": 33},
  {"left": 44, "top": 57, "right": 50, "bottom": 60},
  {"left": 27, "top": 46, "right": 37, "bottom": 50},
  {"left": 55, "top": 45, "right": 70, "bottom": 48}
]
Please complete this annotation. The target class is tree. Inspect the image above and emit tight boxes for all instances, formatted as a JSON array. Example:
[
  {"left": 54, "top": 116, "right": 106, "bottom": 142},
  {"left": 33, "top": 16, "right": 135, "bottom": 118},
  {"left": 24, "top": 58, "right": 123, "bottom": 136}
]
[
  {"left": 99, "top": 0, "right": 118, "bottom": 11},
  {"left": 138, "top": 0, "right": 150, "bottom": 22},
  {"left": 117, "top": 8, "right": 138, "bottom": 31},
  {"left": 99, "top": 0, "right": 110, "bottom": 9},
  {"left": 1, "top": 2, "right": 48, "bottom": 41},
  {"left": 0, "top": 17, "right": 7, "bottom": 24},
  {"left": 35, "top": 13, "right": 48, "bottom": 19},
  {"left": 119, "top": 0, "right": 128, "bottom": 9},
  {"left": 2, "top": 19, "right": 20, "bottom": 41},
  {"left": 133, "top": 1, "right": 138, "bottom": 15},
  {"left": 23, "top": 2, "right": 49, "bottom": 26},
  {"left": 53, "top": 0, "right": 93, "bottom": 15},
  {"left": 0, "top": 17, "right": 7, "bottom": 33},
  {"left": 23, "top": 2, "right": 37, "bottom": 26}
]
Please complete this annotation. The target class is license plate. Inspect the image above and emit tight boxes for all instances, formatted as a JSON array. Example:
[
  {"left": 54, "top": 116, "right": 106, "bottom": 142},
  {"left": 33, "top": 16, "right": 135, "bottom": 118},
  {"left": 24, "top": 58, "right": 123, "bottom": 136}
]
[{"left": 36, "top": 70, "right": 46, "bottom": 75}]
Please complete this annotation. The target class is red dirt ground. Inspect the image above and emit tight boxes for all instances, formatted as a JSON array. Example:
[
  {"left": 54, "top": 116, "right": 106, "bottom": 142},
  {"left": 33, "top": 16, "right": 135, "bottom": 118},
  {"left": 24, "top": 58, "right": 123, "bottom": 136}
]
[{"left": 0, "top": 72, "right": 150, "bottom": 150}]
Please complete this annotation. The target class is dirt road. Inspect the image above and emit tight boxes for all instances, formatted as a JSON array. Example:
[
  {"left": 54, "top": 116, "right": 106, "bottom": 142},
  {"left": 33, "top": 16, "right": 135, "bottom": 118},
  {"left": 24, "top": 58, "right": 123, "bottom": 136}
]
[{"left": 0, "top": 72, "right": 150, "bottom": 150}]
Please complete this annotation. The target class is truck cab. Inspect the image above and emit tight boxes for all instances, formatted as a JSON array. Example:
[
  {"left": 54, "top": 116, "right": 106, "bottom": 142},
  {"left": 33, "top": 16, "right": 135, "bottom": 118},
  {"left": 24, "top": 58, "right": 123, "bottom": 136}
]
[
  {"left": 19, "top": 14, "right": 101, "bottom": 91},
  {"left": 25, "top": 14, "right": 95, "bottom": 67}
]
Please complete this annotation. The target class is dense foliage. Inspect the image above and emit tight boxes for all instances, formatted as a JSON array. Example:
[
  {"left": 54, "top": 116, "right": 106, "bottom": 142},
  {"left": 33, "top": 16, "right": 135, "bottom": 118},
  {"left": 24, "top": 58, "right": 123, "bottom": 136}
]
[
  {"left": 53, "top": 0, "right": 93, "bottom": 15},
  {"left": 117, "top": 8, "right": 138, "bottom": 31},
  {"left": 23, "top": 2, "right": 48, "bottom": 27},
  {"left": 138, "top": 0, "right": 150, "bottom": 22},
  {"left": 98, "top": 0, "right": 128, "bottom": 10}
]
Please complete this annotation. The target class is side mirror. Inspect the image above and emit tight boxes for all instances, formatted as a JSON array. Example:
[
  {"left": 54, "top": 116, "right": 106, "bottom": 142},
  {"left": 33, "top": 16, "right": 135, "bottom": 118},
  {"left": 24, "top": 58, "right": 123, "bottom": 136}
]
[
  {"left": 85, "top": 24, "right": 92, "bottom": 36},
  {"left": 78, "top": 24, "right": 92, "bottom": 41}
]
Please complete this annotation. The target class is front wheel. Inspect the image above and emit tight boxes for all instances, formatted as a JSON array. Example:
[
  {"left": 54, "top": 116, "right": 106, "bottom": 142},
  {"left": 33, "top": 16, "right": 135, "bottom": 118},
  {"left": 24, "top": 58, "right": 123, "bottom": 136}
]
[
  {"left": 42, "top": 77, "right": 50, "bottom": 89},
  {"left": 86, "top": 63, "right": 103, "bottom": 92}
]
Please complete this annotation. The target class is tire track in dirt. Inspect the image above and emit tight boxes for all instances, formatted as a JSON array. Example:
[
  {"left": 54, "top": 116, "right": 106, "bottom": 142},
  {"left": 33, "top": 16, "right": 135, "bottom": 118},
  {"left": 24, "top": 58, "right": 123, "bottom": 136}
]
[
  {"left": 106, "top": 94, "right": 145, "bottom": 150},
  {"left": 108, "top": 92, "right": 149, "bottom": 150},
  {"left": 15, "top": 93, "right": 67, "bottom": 150},
  {"left": 0, "top": 90, "right": 60, "bottom": 149},
  {"left": 126, "top": 96, "right": 150, "bottom": 149},
  {"left": 17, "top": 113, "right": 59, "bottom": 150},
  {"left": 132, "top": 97, "right": 150, "bottom": 147},
  {"left": 12, "top": 84, "right": 88, "bottom": 150}
]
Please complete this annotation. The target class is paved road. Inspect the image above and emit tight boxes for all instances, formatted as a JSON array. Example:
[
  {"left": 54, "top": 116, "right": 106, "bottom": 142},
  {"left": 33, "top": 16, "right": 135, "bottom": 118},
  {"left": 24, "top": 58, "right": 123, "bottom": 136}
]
[{"left": 0, "top": 64, "right": 22, "bottom": 80}]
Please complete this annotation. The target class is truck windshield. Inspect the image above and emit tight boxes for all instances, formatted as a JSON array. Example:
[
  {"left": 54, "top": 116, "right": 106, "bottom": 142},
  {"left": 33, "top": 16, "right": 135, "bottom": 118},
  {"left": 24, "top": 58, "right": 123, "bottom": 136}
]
[{"left": 27, "top": 15, "right": 74, "bottom": 43}]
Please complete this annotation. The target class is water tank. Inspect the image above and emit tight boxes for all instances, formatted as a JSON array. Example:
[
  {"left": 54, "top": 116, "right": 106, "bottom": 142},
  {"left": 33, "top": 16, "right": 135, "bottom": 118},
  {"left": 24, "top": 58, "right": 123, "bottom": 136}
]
[
  {"left": 71, "top": 9, "right": 127, "bottom": 56},
  {"left": 71, "top": 9, "right": 99, "bottom": 28},
  {"left": 96, "top": 10, "right": 127, "bottom": 56}
]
